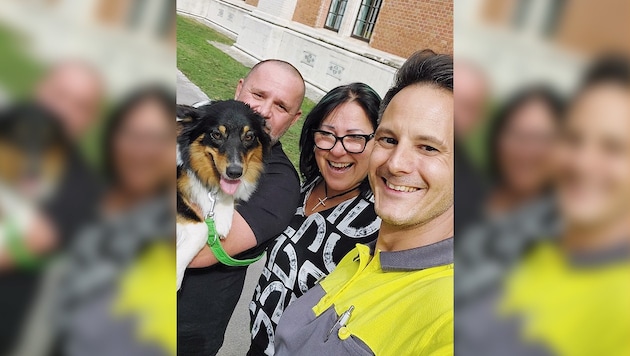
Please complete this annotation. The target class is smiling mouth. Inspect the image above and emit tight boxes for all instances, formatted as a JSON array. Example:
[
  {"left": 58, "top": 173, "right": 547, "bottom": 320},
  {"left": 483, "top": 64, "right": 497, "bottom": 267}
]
[
  {"left": 328, "top": 161, "right": 353, "bottom": 171},
  {"left": 383, "top": 178, "right": 419, "bottom": 193}
]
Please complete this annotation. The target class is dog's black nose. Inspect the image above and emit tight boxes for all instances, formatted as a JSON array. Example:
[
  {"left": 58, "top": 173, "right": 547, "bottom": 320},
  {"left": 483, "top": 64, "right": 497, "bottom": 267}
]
[{"left": 226, "top": 166, "right": 243, "bottom": 179}]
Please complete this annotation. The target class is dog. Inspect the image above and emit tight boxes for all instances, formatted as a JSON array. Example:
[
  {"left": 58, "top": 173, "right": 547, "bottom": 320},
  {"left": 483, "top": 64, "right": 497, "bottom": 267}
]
[
  {"left": 176, "top": 100, "right": 270, "bottom": 290},
  {"left": 0, "top": 103, "right": 69, "bottom": 264},
  {"left": 0, "top": 103, "right": 68, "bottom": 202}
]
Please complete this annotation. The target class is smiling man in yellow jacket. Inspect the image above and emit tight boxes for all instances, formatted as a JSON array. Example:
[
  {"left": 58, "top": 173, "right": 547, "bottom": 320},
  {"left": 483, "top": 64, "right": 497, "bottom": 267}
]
[{"left": 273, "top": 49, "right": 454, "bottom": 356}]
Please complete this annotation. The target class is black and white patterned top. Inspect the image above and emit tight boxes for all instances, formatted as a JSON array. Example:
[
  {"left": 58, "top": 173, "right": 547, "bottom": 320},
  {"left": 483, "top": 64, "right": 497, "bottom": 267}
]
[
  {"left": 248, "top": 178, "right": 381, "bottom": 355},
  {"left": 55, "top": 195, "right": 174, "bottom": 356}
]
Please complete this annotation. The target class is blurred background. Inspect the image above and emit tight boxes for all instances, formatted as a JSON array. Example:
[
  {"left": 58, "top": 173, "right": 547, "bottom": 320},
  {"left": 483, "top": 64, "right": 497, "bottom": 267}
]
[
  {"left": 455, "top": 0, "right": 629, "bottom": 164},
  {"left": 1, "top": 0, "right": 629, "bottom": 355},
  {"left": 0, "top": 1, "right": 176, "bottom": 355},
  {"left": 454, "top": 1, "right": 630, "bottom": 355}
]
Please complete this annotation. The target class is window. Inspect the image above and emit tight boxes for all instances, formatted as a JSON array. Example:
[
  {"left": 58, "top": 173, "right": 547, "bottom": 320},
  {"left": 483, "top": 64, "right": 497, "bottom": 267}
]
[
  {"left": 126, "top": 0, "right": 148, "bottom": 30},
  {"left": 156, "top": 0, "right": 175, "bottom": 38},
  {"left": 511, "top": 0, "right": 566, "bottom": 37},
  {"left": 352, "top": 0, "right": 383, "bottom": 41},
  {"left": 325, "top": 0, "right": 348, "bottom": 32},
  {"left": 511, "top": 0, "right": 531, "bottom": 29},
  {"left": 542, "top": 0, "right": 566, "bottom": 37},
  {"left": 95, "top": 0, "right": 126, "bottom": 25}
]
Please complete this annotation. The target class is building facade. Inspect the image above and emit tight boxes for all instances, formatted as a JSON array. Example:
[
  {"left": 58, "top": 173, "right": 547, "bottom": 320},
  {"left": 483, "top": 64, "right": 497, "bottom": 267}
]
[
  {"left": 456, "top": 0, "right": 630, "bottom": 97},
  {"left": 290, "top": 0, "right": 452, "bottom": 58},
  {"left": 0, "top": 0, "right": 175, "bottom": 97},
  {"left": 177, "top": 0, "right": 453, "bottom": 97}
]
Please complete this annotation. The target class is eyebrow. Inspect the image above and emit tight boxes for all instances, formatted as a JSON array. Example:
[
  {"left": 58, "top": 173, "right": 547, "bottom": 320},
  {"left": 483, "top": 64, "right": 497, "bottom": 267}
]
[
  {"left": 277, "top": 99, "right": 290, "bottom": 110},
  {"left": 376, "top": 127, "right": 447, "bottom": 147},
  {"left": 320, "top": 124, "right": 369, "bottom": 134},
  {"left": 250, "top": 86, "right": 292, "bottom": 110}
]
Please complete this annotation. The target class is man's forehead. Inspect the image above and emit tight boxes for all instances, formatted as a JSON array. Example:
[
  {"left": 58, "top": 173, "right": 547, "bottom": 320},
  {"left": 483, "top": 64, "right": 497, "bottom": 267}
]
[
  {"left": 248, "top": 62, "right": 286, "bottom": 79},
  {"left": 381, "top": 86, "right": 452, "bottom": 139},
  {"left": 385, "top": 85, "right": 452, "bottom": 119},
  {"left": 247, "top": 66, "right": 302, "bottom": 99},
  {"left": 50, "top": 62, "right": 100, "bottom": 82},
  {"left": 571, "top": 85, "right": 629, "bottom": 119}
]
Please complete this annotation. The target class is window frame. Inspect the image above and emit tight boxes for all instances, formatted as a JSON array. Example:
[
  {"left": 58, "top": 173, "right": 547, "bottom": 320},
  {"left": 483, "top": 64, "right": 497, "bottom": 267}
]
[
  {"left": 351, "top": 0, "right": 383, "bottom": 42},
  {"left": 324, "top": 0, "right": 349, "bottom": 32}
]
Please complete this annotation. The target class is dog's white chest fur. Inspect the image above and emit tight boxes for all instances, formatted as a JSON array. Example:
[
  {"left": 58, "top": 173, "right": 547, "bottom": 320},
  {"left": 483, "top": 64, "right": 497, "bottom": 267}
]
[
  {"left": 187, "top": 171, "right": 242, "bottom": 237},
  {"left": 176, "top": 167, "right": 259, "bottom": 290}
]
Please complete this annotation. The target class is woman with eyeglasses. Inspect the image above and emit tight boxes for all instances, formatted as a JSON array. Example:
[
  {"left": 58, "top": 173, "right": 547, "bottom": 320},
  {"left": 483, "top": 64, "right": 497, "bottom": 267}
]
[{"left": 248, "top": 83, "right": 382, "bottom": 355}]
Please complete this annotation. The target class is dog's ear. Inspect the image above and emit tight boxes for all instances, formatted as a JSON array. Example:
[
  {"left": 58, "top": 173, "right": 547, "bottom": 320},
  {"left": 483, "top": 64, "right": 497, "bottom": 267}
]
[
  {"left": 176, "top": 105, "right": 201, "bottom": 123},
  {"left": 252, "top": 112, "right": 272, "bottom": 155},
  {"left": 176, "top": 105, "right": 202, "bottom": 136}
]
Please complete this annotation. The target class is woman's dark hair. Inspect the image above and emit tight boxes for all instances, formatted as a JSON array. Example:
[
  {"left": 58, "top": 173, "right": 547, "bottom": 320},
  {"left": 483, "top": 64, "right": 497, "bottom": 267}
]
[
  {"left": 487, "top": 85, "right": 564, "bottom": 184},
  {"left": 380, "top": 49, "right": 453, "bottom": 120},
  {"left": 102, "top": 85, "right": 175, "bottom": 184},
  {"left": 299, "top": 83, "right": 381, "bottom": 195}
]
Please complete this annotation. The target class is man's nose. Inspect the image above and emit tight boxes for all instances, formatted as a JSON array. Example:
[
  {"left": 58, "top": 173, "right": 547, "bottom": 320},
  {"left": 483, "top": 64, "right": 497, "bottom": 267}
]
[
  {"left": 387, "top": 145, "right": 414, "bottom": 174},
  {"left": 254, "top": 100, "right": 272, "bottom": 120}
]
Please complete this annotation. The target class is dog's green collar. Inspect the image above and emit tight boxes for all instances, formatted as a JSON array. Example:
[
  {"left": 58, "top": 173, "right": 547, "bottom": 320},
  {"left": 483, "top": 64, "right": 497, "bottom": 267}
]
[
  {"left": 4, "top": 217, "right": 45, "bottom": 270},
  {"left": 205, "top": 218, "right": 264, "bottom": 266}
]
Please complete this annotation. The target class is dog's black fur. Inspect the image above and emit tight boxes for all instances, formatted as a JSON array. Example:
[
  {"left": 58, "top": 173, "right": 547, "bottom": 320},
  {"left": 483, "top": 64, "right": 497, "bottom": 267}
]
[
  {"left": 175, "top": 100, "right": 270, "bottom": 289},
  {"left": 176, "top": 100, "right": 270, "bottom": 223},
  {"left": 0, "top": 103, "right": 69, "bottom": 202}
]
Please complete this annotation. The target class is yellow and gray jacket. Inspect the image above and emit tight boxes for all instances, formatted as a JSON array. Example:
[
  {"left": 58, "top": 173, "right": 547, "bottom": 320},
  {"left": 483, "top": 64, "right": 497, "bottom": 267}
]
[{"left": 274, "top": 238, "right": 454, "bottom": 356}]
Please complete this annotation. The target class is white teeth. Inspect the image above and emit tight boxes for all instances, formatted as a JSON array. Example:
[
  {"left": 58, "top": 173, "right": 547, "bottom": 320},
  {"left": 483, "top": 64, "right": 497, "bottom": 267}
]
[
  {"left": 329, "top": 161, "right": 352, "bottom": 169},
  {"left": 385, "top": 180, "right": 419, "bottom": 192}
]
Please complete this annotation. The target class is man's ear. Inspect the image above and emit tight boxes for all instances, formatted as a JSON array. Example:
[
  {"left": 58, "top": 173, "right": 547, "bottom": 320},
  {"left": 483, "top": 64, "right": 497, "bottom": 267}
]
[
  {"left": 235, "top": 79, "right": 245, "bottom": 100},
  {"left": 291, "top": 110, "right": 302, "bottom": 127}
]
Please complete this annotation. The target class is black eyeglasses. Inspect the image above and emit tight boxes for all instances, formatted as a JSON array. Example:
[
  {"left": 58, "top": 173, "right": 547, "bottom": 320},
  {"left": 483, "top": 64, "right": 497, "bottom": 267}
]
[{"left": 313, "top": 130, "right": 375, "bottom": 154}]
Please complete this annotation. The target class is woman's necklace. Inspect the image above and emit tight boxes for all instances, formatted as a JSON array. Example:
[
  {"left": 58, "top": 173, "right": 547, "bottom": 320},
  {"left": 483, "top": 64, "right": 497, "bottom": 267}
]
[{"left": 311, "top": 182, "right": 360, "bottom": 212}]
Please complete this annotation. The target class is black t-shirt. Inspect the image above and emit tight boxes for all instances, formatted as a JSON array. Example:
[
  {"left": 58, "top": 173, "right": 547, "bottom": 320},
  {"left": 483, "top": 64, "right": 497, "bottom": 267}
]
[
  {"left": 44, "top": 147, "right": 104, "bottom": 246},
  {"left": 235, "top": 142, "right": 301, "bottom": 258},
  {"left": 454, "top": 143, "right": 488, "bottom": 233}
]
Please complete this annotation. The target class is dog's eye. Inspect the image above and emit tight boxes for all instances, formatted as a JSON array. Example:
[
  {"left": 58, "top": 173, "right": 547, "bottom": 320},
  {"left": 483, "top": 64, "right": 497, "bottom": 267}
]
[
  {"left": 243, "top": 132, "right": 255, "bottom": 142},
  {"left": 211, "top": 132, "right": 223, "bottom": 140}
]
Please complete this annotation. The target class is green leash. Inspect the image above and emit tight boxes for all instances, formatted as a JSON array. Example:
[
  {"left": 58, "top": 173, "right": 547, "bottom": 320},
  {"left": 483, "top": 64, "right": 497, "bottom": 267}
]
[
  {"left": 4, "top": 217, "right": 45, "bottom": 270},
  {"left": 205, "top": 217, "right": 264, "bottom": 266}
]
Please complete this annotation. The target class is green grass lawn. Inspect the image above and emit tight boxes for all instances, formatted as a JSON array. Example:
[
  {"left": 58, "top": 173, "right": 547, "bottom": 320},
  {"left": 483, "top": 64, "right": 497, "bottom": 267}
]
[
  {"left": 176, "top": 15, "right": 316, "bottom": 170},
  {"left": 460, "top": 100, "right": 500, "bottom": 174},
  {"left": 0, "top": 24, "right": 44, "bottom": 99}
]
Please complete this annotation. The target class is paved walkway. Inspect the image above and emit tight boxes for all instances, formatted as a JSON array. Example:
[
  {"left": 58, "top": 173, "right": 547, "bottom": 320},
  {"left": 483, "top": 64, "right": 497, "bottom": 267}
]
[
  {"left": 219, "top": 259, "right": 265, "bottom": 356},
  {"left": 176, "top": 69, "right": 209, "bottom": 105}
]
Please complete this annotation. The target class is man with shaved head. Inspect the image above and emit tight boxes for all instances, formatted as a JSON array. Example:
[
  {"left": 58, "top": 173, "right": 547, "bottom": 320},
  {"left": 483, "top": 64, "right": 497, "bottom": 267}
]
[
  {"left": 35, "top": 59, "right": 104, "bottom": 140},
  {"left": 178, "top": 60, "right": 305, "bottom": 356},
  {"left": 235, "top": 60, "right": 305, "bottom": 144},
  {"left": 31, "top": 59, "right": 105, "bottom": 247},
  {"left": 453, "top": 59, "right": 490, "bottom": 233},
  {"left": 454, "top": 59, "right": 488, "bottom": 139}
]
